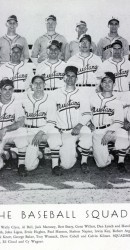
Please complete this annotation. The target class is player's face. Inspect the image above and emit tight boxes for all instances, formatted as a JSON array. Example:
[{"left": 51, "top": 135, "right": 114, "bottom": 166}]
[
  {"left": 65, "top": 71, "right": 77, "bottom": 87},
  {"left": 46, "top": 19, "right": 56, "bottom": 32},
  {"left": 48, "top": 45, "right": 60, "bottom": 60},
  {"left": 79, "top": 39, "right": 91, "bottom": 52},
  {"left": 109, "top": 21, "right": 119, "bottom": 33},
  {"left": 1, "top": 86, "right": 14, "bottom": 101},
  {"left": 11, "top": 47, "right": 22, "bottom": 63},
  {"left": 32, "top": 78, "right": 45, "bottom": 94},
  {"left": 112, "top": 44, "right": 122, "bottom": 59},
  {"left": 6, "top": 20, "right": 18, "bottom": 32},
  {"left": 77, "top": 24, "right": 87, "bottom": 36},
  {"left": 101, "top": 77, "right": 114, "bottom": 92}
]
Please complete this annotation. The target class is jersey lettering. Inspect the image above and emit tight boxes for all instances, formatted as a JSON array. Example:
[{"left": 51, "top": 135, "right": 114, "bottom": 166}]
[
  {"left": 91, "top": 107, "right": 114, "bottom": 116},
  {"left": 57, "top": 100, "right": 80, "bottom": 112}
]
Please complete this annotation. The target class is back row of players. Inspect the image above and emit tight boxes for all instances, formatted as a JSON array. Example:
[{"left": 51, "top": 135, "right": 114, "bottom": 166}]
[{"left": 0, "top": 14, "right": 129, "bottom": 176}]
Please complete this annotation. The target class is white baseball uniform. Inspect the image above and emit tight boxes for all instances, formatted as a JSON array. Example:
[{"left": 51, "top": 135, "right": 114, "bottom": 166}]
[
  {"left": 0, "top": 34, "right": 29, "bottom": 64},
  {"left": 21, "top": 91, "right": 61, "bottom": 171},
  {"left": 97, "top": 35, "right": 129, "bottom": 61},
  {"left": 31, "top": 33, "right": 68, "bottom": 63},
  {"left": 49, "top": 87, "right": 92, "bottom": 169},
  {"left": 89, "top": 92, "right": 125, "bottom": 167},
  {"left": 67, "top": 52, "right": 103, "bottom": 95},
  {"left": 36, "top": 59, "right": 66, "bottom": 91}
]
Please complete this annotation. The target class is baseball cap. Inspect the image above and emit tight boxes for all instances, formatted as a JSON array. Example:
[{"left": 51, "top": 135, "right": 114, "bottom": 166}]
[
  {"left": 65, "top": 66, "right": 78, "bottom": 76},
  {"left": 111, "top": 39, "right": 122, "bottom": 48},
  {"left": 108, "top": 17, "right": 119, "bottom": 25},
  {"left": 11, "top": 43, "right": 23, "bottom": 50},
  {"left": 47, "top": 40, "right": 62, "bottom": 50},
  {"left": 7, "top": 15, "right": 18, "bottom": 23},
  {"left": 79, "top": 34, "right": 91, "bottom": 43},
  {"left": 31, "top": 75, "right": 45, "bottom": 84},
  {"left": 46, "top": 15, "right": 56, "bottom": 22},
  {"left": 101, "top": 72, "right": 115, "bottom": 83},
  {"left": 76, "top": 21, "right": 86, "bottom": 27},
  {"left": 0, "top": 78, "right": 14, "bottom": 89}
]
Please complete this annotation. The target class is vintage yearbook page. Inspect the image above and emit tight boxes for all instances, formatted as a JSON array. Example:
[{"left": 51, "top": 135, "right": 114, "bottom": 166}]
[{"left": 0, "top": 0, "right": 130, "bottom": 249}]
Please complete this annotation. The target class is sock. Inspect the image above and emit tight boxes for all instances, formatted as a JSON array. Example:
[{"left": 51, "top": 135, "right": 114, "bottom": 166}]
[
  {"left": 51, "top": 149, "right": 59, "bottom": 168},
  {"left": 118, "top": 150, "right": 126, "bottom": 163},
  {"left": 81, "top": 155, "right": 88, "bottom": 164},
  {"left": 18, "top": 151, "right": 26, "bottom": 167},
  {"left": 78, "top": 146, "right": 89, "bottom": 164},
  {"left": 39, "top": 142, "right": 46, "bottom": 153}
]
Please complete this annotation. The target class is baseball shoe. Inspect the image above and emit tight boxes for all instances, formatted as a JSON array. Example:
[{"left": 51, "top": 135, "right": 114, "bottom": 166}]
[
  {"left": 117, "top": 162, "right": 127, "bottom": 173},
  {"left": 80, "top": 163, "right": 89, "bottom": 174},
  {"left": 18, "top": 164, "right": 27, "bottom": 177},
  {"left": 52, "top": 166, "right": 63, "bottom": 176}
]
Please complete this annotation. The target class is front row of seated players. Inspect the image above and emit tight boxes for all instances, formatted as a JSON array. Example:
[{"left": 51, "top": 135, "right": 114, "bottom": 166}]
[{"left": 0, "top": 67, "right": 129, "bottom": 176}]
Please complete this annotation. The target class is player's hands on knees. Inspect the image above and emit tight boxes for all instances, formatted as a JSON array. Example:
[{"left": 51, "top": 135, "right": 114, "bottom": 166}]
[
  {"left": 101, "top": 130, "right": 115, "bottom": 145},
  {"left": 71, "top": 123, "right": 83, "bottom": 136},
  {"left": 123, "top": 120, "right": 130, "bottom": 131},
  {"left": 0, "top": 128, "right": 7, "bottom": 141},
  {"left": 32, "top": 131, "right": 45, "bottom": 146},
  {"left": 87, "top": 120, "right": 95, "bottom": 132}
]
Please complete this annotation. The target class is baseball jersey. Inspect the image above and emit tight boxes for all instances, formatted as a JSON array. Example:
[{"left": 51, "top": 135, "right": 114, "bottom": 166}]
[
  {"left": 0, "top": 34, "right": 29, "bottom": 63},
  {"left": 97, "top": 34, "right": 129, "bottom": 61},
  {"left": 49, "top": 87, "right": 91, "bottom": 129},
  {"left": 67, "top": 52, "right": 103, "bottom": 87},
  {"left": 22, "top": 92, "right": 53, "bottom": 128},
  {"left": 65, "top": 39, "right": 97, "bottom": 61},
  {"left": 102, "top": 57, "right": 130, "bottom": 92},
  {"left": 0, "top": 97, "right": 25, "bottom": 129},
  {"left": 31, "top": 33, "right": 68, "bottom": 63},
  {"left": 36, "top": 59, "right": 66, "bottom": 90},
  {"left": 0, "top": 61, "right": 34, "bottom": 92},
  {"left": 90, "top": 92, "right": 124, "bottom": 130}
]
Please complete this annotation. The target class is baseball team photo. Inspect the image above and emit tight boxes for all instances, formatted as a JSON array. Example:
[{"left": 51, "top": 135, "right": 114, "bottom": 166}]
[{"left": 0, "top": 0, "right": 130, "bottom": 204}]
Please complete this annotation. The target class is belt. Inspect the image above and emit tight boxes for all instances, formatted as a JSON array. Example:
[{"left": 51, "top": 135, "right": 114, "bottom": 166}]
[
  {"left": 77, "top": 84, "right": 96, "bottom": 87},
  {"left": 44, "top": 88, "right": 57, "bottom": 91},
  {"left": 14, "top": 89, "right": 25, "bottom": 93},
  {"left": 95, "top": 124, "right": 110, "bottom": 130},
  {"left": 25, "top": 124, "right": 38, "bottom": 128},
  {"left": 55, "top": 126, "right": 72, "bottom": 131}
]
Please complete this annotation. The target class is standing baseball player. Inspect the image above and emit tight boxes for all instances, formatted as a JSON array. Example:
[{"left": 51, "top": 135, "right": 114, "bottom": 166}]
[
  {"left": 97, "top": 17, "right": 129, "bottom": 61},
  {"left": 36, "top": 40, "right": 66, "bottom": 91},
  {"left": 0, "top": 15, "right": 29, "bottom": 64},
  {"left": 0, "top": 43, "right": 34, "bottom": 98},
  {"left": 65, "top": 21, "right": 97, "bottom": 61},
  {"left": 67, "top": 34, "right": 103, "bottom": 95},
  {"left": 31, "top": 15, "right": 68, "bottom": 65},
  {"left": 102, "top": 39, "right": 130, "bottom": 109},
  {"left": 0, "top": 79, "right": 28, "bottom": 176},
  {"left": 49, "top": 66, "right": 92, "bottom": 175},
  {"left": 21, "top": 75, "right": 62, "bottom": 172},
  {"left": 89, "top": 72, "right": 127, "bottom": 172}
]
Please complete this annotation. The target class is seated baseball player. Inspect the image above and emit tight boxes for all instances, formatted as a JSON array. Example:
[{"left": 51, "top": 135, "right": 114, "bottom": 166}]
[
  {"left": 89, "top": 72, "right": 127, "bottom": 172},
  {"left": 36, "top": 40, "right": 66, "bottom": 92},
  {"left": 0, "top": 79, "right": 28, "bottom": 177},
  {"left": 49, "top": 66, "right": 92, "bottom": 176},
  {"left": 21, "top": 75, "right": 62, "bottom": 172},
  {"left": 0, "top": 43, "right": 34, "bottom": 99},
  {"left": 67, "top": 34, "right": 103, "bottom": 95}
]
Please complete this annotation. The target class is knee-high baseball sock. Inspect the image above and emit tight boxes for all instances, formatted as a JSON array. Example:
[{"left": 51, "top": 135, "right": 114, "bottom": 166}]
[
  {"left": 51, "top": 149, "right": 59, "bottom": 168},
  {"left": 118, "top": 150, "right": 126, "bottom": 163},
  {"left": 80, "top": 147, "right": 89, "bottom": 164},
  {"left": 18, "top": 149, "right": 26, "bottom": 166},
  {"left": 39, "top": 142, "right": 46, "bottom": 153}
]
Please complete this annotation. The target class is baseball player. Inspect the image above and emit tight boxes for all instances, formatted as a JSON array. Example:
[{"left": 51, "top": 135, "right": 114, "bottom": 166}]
[
  {"left": 0, "top": 15, "right": 29, "bottom": 64},
  {"left": 65, "top": 20, "right": 97, "bottom": 61},
  {"left": 97, "top": 17, "right": 129, "bottom": 61},
  {"left": 67, "top": 34, "right": 103, "bottom": 95},
  {"left": 102, "top": 39, "right": 130, "bottom": 112},
  {"left": 36, "top": 40, "right": 66, "bottom": 92},
  {"left": 0, "top": 79, "right": 28, "bottom": 176},
  {"left": 0, "top": 43, "right": 34, "bottom": 99},
  {"left": 89, "top": 72, "right": 127, "bottom": 172},
  {"left": 49, "top": 66, "right": 92, "bottom": 175},
  {"left": 21, "top": 75, "right": 62, "bottom": 172},
  {"left": 31, "top": 15, "right": 68, "bottom": 65}
]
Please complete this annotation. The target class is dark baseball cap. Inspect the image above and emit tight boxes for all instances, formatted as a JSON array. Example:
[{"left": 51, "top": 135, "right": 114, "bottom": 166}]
[
  {"left": 101, "top": 72, "right": 115, "bottom": 83},
  {"left": 108, "top": 17, "right": 119, "bottom": 25},
  {"left": 65, "top": 66, "right": 78, "bottom": 76},
  {"left": 31, "top": 75, "right": 45, "bottom": 84},
  {"left": 11, "top": 43, "right": 23, "bottom": 50},
  {"left": 46, "top": 15, "right": 56, "bottom": 22},
  {"left": 0, "top": 78, "right": 14, "bottom": 89},
  {"left": 7, "top": 15, "right": 18, "bottom": 23},
  {"left": 76, "top": 21, "right": 87, "bottom": 27},
  {"left": 79, "top": 34, "right": 91, "bottom": 43},
  {"left": 111, "top": 39, "right": 122, "bottom": 48},
  {"left": 47, "top": 40, "right": 62, "bottom": 50}
]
